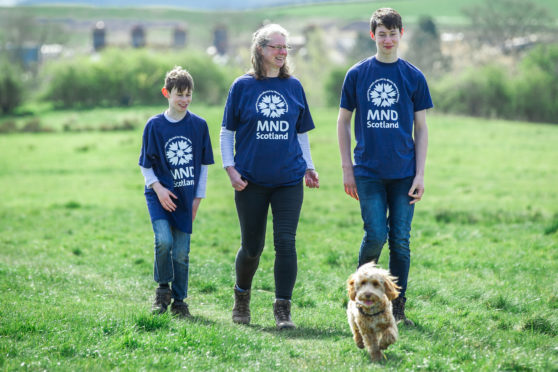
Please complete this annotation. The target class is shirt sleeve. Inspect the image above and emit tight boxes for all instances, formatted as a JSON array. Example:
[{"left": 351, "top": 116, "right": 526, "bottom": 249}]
[
  {"left": 297, "top": 132, "right": 315, "bottom": 170},
  {"left": 195, "top": 165, "right": 209, "bottom": 198},
  {"left": 222, "top": 81, "right": 239, "bottom": 131},
  {"left": 220, "top": 127, "right": 235, "bottom": 168},
  {"left": 138, "top": 121, "right": 154, "bottom": 168},
  {"left": 296, "top": 82, "right": 315, "bottom": 134},
  {"left": 140, "top": 166, "right": 158, "bottom": 188},
  {"left": 201, "top": 121, "right": 215, "bottom": 165},
  {"left": 340, "top": 68, "right": 357, "bottom": 112},
  {"left": 413, "top": 73, "right": 434, "bottom": 112}
]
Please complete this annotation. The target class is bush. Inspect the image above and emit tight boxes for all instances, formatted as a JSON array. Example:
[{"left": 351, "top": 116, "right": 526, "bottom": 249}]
[
  {"left": 432, "top": 44, "right": 558, "bottom": 124},
  {"left": 513, "top": 44, "right": 558, "bottom": 123},
  {"left": 0, "top": 60, "right": 24, "bottom": 114},
  {"left": 324, "top": 66, "right": 349, "bottom": 107},
  {"left": 432, "top": 65, "right": 512, "bottom": 118},
  {"left": 41, "top": 49, "right": 238, "bottom": 109}
]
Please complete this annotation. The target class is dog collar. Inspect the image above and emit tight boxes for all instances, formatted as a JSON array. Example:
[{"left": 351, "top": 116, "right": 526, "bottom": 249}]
[{"left": 357, "top": 306, "right": 385, "bottom": 317}]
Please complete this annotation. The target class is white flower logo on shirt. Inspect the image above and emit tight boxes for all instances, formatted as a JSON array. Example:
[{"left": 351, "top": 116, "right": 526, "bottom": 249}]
[
  {"left": 368, "top": 79, "right": 399, "bottom": 107},
  {"left": 256, "top": 90, "right": 288, "bottom": 118},
  {"left": 165, "top": 137, "right": 193, "bottom": 166}
]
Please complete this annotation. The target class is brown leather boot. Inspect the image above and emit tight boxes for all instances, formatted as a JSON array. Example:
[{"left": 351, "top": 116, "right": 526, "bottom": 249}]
[
  {"left": 392, "top": 296, "right": 415, "bottom": 326},
  {"left": 171, "top": 301, "right": 192, "bottom": 318},
  {"left": 232, "top": 287, "right": 251, "bottom": 324},
  {"left": 152, "top": 287, "right": 172, "bottom": 314},
  {"left": 273, "top": 299, "right": 296, "bottom": 330}
]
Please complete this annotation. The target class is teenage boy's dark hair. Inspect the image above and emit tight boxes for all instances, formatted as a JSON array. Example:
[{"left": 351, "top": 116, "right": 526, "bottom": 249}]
[
  {"left": 370, "top": 8, "right": 403, "bottom": 34},
  {"left": 164, "top": 66, "right": 194, "bottom": 93}
]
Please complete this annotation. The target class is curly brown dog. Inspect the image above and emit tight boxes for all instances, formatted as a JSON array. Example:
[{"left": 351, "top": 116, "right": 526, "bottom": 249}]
[{"left": 347, "top": 262, "right": 400, "bottom": 361}]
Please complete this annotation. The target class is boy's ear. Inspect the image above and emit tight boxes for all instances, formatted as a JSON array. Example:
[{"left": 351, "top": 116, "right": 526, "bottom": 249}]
[
  {"left": 401, "top": 27, "right": 404, "bottom": 37},
  {"left": 161, "top": 87, "right": 169, "bottom": 98},
  {"left": 370, "top": 31, "right": 375, "bottom": 40}
]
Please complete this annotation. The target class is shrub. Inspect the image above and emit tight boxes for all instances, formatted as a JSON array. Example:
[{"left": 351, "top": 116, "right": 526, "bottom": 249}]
[
  {"left": 41, "top": 49, "right": 237, "bottom": 108},
  {"left": 432, "top": 65, "right": 512, "bottom": 119},
  {"left": 0, "top": 60, "right": 24, "bottom": 114},
  {"left": 0, "top": 120, "right": 17, "bottom": 133},
  {"left": 432, "top": 44, "right": 558, "bottom": 124},
  {"left": 513, "top": 44, "right": 558, "bottom": 123},
  {"left": 324, "top": 66, "right": 348, "bottom": 107}
]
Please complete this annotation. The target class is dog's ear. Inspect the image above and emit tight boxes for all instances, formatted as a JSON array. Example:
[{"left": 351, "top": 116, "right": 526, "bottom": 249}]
[
  {"left": 347, "top": 274, "right": 356, "bottom": 301},
  {"left": 384, "top": 275, "right": 401, "bottom": 301}
]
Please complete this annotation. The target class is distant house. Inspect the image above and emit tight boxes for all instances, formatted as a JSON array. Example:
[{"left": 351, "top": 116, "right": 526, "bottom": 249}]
[
  {"left": 93, "top": 21, "right": 106, "bottom": 51},
  {"left": 131, "top": 25, "right": 146, "bottom": 48}
]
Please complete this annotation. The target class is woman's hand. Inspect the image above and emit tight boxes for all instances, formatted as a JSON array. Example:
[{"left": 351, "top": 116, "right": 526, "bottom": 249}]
[
  {"left": 226, "top": 166, "right": 248, "bottom": 191},
  {"left": 304, "top": 169, "right": 320, "bottom": 188}
]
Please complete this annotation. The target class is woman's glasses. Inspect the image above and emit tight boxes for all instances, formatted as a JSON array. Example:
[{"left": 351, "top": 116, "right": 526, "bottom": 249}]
[{"left": 266, "top": 45, "right": 292, "bottom": 51}]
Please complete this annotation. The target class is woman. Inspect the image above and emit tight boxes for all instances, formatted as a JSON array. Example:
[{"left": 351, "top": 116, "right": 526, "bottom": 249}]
[{"left": 220, "top": 23, "right": 319, "bottom": 330}]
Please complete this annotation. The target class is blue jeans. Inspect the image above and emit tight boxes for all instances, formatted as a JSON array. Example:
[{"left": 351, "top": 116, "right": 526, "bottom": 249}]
[
  {"left": 152, "top": 219, "right": 191, "bottom": 301},
  {"left": 355, "top": 176, "right": 415, "bottom": 298}
]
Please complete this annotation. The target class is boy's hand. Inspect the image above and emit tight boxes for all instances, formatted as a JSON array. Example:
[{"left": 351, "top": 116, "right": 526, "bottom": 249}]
[
  {"left": 192, "top": 198, "right": 201, "bottom": 222},
  {"left": 304, "top": 169, "right": 320, "bottom": 188},
  {"left": 408, "top": 175, "right": 424, "bottom": 205},
  {"left": 342, "top": 165, "right": 359, "bottom": 201},
  {"left": 226, "top": 166, "right": 248, "bottom": 191},
  {"left": 152, "top": 182, "right": 178, "bottom": 212}
]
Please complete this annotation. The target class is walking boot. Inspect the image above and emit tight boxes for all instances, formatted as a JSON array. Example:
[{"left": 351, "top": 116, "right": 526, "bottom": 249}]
[
  {"left": 392, "top": 296, "right": 415, "bottom": 326},
  {"left": 171, "top": 300, "right": 192, "bottom": 318},
  {"left": 232, "top": 287, "right": 251, "bottom": 324},
  {"left": 273, "top": 299, "right": 296, "bottom": 330},
  {"left": 152, "top": 286, "right": 172, "bottom": 314}
]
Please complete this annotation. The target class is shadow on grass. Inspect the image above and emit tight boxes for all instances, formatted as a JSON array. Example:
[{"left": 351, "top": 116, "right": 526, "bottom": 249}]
[
  {"left": 259, "top": 325, "right": 351, "bottom": 339},
  {"left": 188, "top": 314, "right": 219, "bottom": 327}
]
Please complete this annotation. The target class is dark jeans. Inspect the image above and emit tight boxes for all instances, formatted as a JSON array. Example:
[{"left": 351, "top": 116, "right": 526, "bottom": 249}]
[
  {"left": 355, "top": 176, "right": 415, "bottom": 298},
  {"left": 234, "top": 181, "right": 303, "bottom": 300}
]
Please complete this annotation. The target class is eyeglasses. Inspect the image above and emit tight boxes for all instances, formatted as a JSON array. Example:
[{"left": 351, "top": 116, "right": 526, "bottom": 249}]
[{"left": 266, "top": 45, "right": 292, "bottom": 51}]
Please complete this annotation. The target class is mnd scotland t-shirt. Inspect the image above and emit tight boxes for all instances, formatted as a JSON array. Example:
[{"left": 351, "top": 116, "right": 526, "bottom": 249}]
[
  {"left": 139, "top": 111, "right": 214, "bottom": 234},
  {"left": 340, "top": 57, "right": 433, "bottom": 179},
  {"left": 222, "top": 74, "right": 315, "bottom": 187}
]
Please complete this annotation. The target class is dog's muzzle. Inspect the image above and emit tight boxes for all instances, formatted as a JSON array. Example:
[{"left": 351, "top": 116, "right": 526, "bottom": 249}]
[{"left": 356, "top": 301, "right": 385, "bottom": 317}]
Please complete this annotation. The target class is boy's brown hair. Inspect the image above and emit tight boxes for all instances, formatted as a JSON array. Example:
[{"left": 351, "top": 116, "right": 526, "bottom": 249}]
[
  {"left": 164, "top": 66, "right": 194, "bottom": 93},
  {"left": 370, "top": 8, "right": 403, "bottom": 34}
]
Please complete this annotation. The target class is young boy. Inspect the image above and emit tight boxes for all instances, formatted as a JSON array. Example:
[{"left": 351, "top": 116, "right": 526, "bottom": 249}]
[
  {"left": 337, "top": 8, "right": 433, "bottom": 325},
  {"left": 139, "top": 66, "right": 214, "bottom": 317}
]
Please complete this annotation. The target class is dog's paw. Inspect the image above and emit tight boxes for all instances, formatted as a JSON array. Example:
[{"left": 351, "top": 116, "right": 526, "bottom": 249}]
[
  {"left": 379, "top": 336, "right": 394, "bottom": 350},
  {"left": 369, "top": 350, "right": 384, "bottom": 362},
  {"left": 353, "top": 335, "right": 365, "bottom": 349}
]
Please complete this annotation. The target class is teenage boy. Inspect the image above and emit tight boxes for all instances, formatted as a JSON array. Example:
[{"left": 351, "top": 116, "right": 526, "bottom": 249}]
[
  {"left": 337, "top": 8, "right": 433, "bottom": 325},
  {"left": 139, "top": 66, "right": 214, "bottom": 317}
]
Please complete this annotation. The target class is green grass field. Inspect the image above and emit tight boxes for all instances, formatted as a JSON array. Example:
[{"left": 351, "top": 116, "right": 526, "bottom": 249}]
[{"left": 1, "top": 106, "right": 557, "bottom": 371}]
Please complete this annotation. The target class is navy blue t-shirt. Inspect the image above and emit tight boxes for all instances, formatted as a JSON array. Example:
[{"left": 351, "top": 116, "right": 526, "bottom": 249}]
[
  {"left": 139, "top": 111, "right": 214, "bottom": 234},
  {"left": 222, "top": 74, "right": 315, "bottom": 187},
  {"left": 340, "top": 57, "right": 433, "bottom": 179}
]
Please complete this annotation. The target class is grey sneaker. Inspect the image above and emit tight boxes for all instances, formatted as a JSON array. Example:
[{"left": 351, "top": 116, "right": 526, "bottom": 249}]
[
  {"left": 152, "top": 287, "right": 172, "bottom": 314},
  {"left": 392, "top": 296, "right": 415, "bottom": 326},
  {"left": 171, "top": 301, "right": 192, "bottom": 318},
  {"left": 273, "top": 299, "right": 296, "bottom": 330},
  {"left": 232, "top": 287, "right": 251, "bottom": 324}
]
